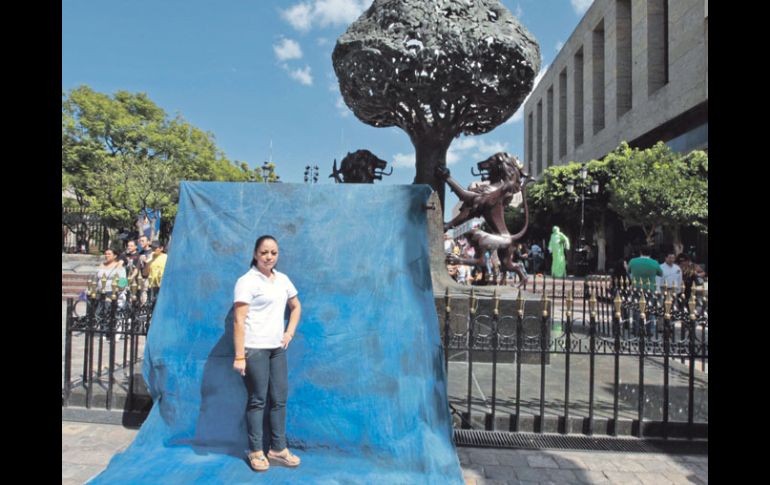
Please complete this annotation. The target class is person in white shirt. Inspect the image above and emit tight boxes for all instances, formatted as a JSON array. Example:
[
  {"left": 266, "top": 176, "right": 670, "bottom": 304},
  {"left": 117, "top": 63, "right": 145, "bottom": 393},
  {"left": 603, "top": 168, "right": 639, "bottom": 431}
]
[
  {"left": 232, "top": 235, "right": 302, "bottom": 472},
  {"left": 659, "top": 252, "right": 683, "bottom": 289}
]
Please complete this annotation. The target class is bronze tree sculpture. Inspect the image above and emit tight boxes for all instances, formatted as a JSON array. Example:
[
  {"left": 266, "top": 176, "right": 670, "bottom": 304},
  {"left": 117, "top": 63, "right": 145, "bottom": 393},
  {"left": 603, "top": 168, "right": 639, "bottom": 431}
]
[
  {"left": 333, "top": 0, "right": 540, "bottom": 210},
  {"left": 329, "top": 149, "right": 393, "bottom": 183},
  {"left": 438, "top": 152, "right": 533, "bottom": 286}
]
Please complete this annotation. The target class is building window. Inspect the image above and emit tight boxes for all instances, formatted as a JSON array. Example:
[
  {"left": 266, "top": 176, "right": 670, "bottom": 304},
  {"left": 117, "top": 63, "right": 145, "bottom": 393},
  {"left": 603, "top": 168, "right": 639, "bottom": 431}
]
[
  {"left": 574, "top": 47, "right": 584, "bottom": 147},
  {"left": 536, "top": 100, "right": 543, "bottom": 175},
  {"left": 593, "top": 20, "right": 605, "bottom": 135},
  {"left": 616, "top": 0, "right": 632, "bottom": 117},
  {"left": 559, "top": 69, "right": 567, "bottom": 159},
  {"left": 547, "top": 86, "right": 554, "bottom": 167},
  {"left": 647, "top": 0, "right": 669, "bottom": 94}
]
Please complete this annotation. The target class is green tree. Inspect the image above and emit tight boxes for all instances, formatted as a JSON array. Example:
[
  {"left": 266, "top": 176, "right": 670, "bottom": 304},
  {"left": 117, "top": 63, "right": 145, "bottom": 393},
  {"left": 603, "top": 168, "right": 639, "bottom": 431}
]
[
  {"left": 607, "top": 142, "right": 708, "bottom": 252},
  {"left": 62, "top": 85, "right": 268, "bottom": 242},
  {"left": 524, "top": 142, "right": 708, "bottom": 270}
]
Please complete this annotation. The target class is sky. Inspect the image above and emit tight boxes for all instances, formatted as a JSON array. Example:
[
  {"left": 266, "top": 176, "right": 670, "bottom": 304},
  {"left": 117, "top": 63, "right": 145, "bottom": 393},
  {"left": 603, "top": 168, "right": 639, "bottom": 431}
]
[{"left": 62, "top": 0, "right": 593, "bottom": 218}]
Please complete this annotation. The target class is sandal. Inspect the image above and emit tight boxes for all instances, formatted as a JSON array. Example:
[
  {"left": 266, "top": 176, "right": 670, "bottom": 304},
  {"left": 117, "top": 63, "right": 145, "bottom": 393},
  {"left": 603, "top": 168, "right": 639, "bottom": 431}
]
[
  {"left": 247, "top": 450, "right": 269, "bottom": 471},
  {"left": 268, "top": 448, "right": 301, "bottom": 467}
]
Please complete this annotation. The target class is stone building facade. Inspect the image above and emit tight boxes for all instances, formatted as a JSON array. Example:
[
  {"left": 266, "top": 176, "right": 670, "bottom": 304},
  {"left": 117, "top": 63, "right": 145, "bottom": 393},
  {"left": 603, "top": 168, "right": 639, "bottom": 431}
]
[{"left": 523, "top": 0, "right": 708, "bottom": 177}]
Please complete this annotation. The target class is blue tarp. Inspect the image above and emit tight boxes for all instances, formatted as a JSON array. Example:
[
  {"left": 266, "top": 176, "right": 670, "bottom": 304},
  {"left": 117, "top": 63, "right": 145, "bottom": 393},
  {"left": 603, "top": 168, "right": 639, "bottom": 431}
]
[{"left": 88, "top": 182, "right": 464, "bottom": 484}]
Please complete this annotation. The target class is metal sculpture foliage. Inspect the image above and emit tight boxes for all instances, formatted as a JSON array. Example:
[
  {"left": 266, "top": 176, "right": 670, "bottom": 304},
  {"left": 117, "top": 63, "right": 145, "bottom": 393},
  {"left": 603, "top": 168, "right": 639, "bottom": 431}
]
[
  {"left": 333, "top": 0, "right": 540, "bottom": 207},
  {"left": 329, "top": 149, "right": 393, "bottom": 183}
]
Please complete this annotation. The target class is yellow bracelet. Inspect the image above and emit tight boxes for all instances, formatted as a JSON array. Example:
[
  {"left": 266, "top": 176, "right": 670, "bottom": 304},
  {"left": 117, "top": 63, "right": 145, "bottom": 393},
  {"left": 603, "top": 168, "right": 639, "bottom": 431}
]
[{"left": 235, "top": 356, "right": 246, "bottom": 361}]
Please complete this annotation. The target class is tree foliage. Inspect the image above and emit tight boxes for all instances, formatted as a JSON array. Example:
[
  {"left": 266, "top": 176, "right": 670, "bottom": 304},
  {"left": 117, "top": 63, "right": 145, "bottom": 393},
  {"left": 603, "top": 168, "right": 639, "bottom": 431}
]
[
  {"left": 523, "top": 141, "right": 708, "bottom": 246},
  {"left": 62, "top": 86, "right": 266, "bottom": 236}
]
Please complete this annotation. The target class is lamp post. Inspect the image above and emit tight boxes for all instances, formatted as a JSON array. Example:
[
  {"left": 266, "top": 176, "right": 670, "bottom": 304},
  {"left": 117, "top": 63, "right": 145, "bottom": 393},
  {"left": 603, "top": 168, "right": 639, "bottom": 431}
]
[
  {"left": 261, "top": 162, "right": 271, "bottom": 183},
  {"left": 304, "top": 164, "right": 319, "bottom": 184},
  {"left": 566, "top": 164, "right": 600, "bottom": 275}
]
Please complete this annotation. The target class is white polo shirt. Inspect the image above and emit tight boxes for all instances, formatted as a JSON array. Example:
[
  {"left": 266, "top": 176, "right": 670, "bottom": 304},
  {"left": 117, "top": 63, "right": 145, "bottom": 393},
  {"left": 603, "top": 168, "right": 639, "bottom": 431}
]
[
  {"left": 659, "top": 263, "right": 683, "bottom": 287},
  {"left": 234, "top": 267, "right": 298, "bottom": 349}
]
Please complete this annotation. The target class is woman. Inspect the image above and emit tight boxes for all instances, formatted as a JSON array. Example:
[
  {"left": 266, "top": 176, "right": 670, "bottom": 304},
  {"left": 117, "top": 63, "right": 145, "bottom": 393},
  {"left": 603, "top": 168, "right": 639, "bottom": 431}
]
[
  {"left": 675, "top": 253, "right": 706, "bottom": 300},
  {"left": 94, "top": 248, "right": 127, "bottom": 322},
  {"left": 233, "top": 235, "right": 302, "bottom": 472}
]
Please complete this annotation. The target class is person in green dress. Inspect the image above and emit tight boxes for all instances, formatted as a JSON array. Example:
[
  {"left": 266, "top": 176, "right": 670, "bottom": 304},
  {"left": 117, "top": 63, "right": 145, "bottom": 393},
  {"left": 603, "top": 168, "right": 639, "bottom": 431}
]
[{"left": 548, "top": 226, "right": 570, "bottom": 278}]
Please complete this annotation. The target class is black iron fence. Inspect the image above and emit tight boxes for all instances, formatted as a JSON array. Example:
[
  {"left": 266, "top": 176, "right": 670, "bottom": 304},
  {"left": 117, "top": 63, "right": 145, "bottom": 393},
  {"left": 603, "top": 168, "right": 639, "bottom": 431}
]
[
  {"left": 62, "top": 275, "right": 156, "bottom": 412},
  {"left": 441, "top": 275, "right": 708, "bottom": 440},
  {"left": 62, "top": 207, "right": 113, "bottom": 254}
]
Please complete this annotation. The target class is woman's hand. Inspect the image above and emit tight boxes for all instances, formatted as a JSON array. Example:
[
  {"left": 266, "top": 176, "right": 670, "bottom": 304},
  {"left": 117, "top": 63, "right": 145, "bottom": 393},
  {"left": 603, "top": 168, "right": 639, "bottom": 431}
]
[
  {"left": 233, "top": 358, "right": 246, "bottom": 376},
  {"left": 281, "top": 332, "right": 294, "bottom": 349}
]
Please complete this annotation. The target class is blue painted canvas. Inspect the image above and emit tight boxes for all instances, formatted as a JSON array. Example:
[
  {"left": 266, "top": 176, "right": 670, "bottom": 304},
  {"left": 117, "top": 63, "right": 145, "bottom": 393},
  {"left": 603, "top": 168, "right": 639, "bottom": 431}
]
[{"left": 88, "top": 182, "right": 464, "bottom": 484}]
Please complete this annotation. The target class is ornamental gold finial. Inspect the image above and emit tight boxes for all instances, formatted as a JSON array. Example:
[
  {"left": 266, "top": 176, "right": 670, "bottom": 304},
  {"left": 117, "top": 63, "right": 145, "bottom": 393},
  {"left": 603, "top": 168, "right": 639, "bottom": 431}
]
[
  {"left": 517, "top": 289, "right": 525, "bottom": 318},
  {"left": 445, "top": 287, "right": 451, "bottom": 314},
  {"left": 639, "top": 291, "right": 647, "bottom": 316},
  {"left": 613, "top": 291, "right": 622, "bottom": 320},
  {"left": 470, "top": 287, "right": 476, "bottom": 315},
  {"left": 101, "top": 273, "right": 108, "bottom": 294},
  {"left": 664, "top": 290, "right": 672, "bottom": 320},
  {"left": 493, "top": 289, "right": 499, "bottom": 316},
  {"left": 589, "top": 287, "right": 597, "bottom": 318},
  {"left": 566, "top": 289, "right": 574, "bottom": 320},
  {"left": 688, "top": 292, "right": 697, "bottom": 320}
]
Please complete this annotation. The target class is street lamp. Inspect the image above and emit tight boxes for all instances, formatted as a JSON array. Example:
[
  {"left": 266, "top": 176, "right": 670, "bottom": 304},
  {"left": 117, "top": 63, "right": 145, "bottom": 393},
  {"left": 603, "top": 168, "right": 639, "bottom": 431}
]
[
  {"left": 261, "top": 162, "right": 271, "bottom": 183},
  {"left": 566, "top": 164, "right": 601, "bottom": 275}
]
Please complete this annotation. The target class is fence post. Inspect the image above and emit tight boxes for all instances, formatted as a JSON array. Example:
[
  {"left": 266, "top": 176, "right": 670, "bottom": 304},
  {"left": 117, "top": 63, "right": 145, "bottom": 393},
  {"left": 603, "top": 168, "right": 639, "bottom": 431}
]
[
  {"left": 106, "top": 285, "right": 118, "bottom": 410},
  {"left": 539, "top": 288, "right": 549, "bottom": 433},
  {"left": 514, "top": 290, "right": 524, "bottom": 432},
  {"left": 587, "top": 288, "right": 597, "bottom": 436},
  {"left": 687, "top": 292, "right": 698, "bottom": 439},
  {"left": 563, "top": 289, "right": 573, "bottom": 434},
  {"left": 63, "top": 298, "right": 74, "bottom": 406},
  {"left": 637, "top": 291, "right": 647, "bottom": 438},
  {"left": 487, "top": 290, "right": 500, "bottom": 431},
  {"left": 612, "top": 289, "right": 622, "bottom": 436},
  {"left": 663, "top": 288, "right": 673, "bottom": 439},
  {"left": 465, "top": 288, "right": 475, "bottom": 429}
]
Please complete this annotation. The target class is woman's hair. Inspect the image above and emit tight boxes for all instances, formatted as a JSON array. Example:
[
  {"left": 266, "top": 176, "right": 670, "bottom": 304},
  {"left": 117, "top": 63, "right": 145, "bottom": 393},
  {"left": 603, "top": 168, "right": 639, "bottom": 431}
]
[{"left": 250, "top": 235, "right": 278, "bottom": 268}]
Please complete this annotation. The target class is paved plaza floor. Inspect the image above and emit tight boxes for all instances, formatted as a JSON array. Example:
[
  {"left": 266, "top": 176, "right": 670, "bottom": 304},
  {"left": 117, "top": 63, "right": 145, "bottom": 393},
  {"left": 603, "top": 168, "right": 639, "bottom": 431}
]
[{"left": 62, "top": 421, "right": 708, "bottom": 484}]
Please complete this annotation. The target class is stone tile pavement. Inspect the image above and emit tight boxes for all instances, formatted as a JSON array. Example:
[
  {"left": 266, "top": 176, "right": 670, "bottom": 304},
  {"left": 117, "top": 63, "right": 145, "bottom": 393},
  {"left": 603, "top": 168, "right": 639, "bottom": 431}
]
[{"left": 62, "top": 421, "right": 707, "bottom": 484}]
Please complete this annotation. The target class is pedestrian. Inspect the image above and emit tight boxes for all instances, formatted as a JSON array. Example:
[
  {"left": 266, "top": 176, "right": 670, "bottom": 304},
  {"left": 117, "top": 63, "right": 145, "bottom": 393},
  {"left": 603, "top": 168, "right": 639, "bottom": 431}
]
[
  {"left": 94, "top": 247, "right": 128, "bottom": 323},
  {"left": 513, "top": 243, "right": 529, "bottom": 284},
  {"left": 659, "top": 251, "right": 683, "bottom": 290},
  {"left": 529, "top": 241, "right": 544, "bottom": 274},
  {"left": 142, "top": 241, "right": 168, "bottom": 301},
  {"left": 628, "top": 246, "right": 663, "bottom": 336},
  {"left": 232, "top": 235, "right": 302, "bottom": 472},
  {"left": 675, "top": 253, "right": 706, "bottom": 300}
]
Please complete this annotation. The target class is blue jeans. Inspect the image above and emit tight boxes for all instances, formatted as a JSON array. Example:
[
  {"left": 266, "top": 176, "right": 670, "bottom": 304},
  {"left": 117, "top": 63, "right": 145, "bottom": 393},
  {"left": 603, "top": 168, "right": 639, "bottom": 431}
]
[
  {"left": 242, "top": 346, "right": 288, "bottom": 452},
  {"left": 631, "top": 308, "right": 657, "bottom": 337}
]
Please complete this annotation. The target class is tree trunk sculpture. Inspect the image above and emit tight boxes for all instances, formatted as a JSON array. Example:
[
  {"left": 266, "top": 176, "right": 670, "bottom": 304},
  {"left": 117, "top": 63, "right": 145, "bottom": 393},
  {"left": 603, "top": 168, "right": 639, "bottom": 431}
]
[{"left": 333, "top": 0, "right": 540, "bottom": 210}]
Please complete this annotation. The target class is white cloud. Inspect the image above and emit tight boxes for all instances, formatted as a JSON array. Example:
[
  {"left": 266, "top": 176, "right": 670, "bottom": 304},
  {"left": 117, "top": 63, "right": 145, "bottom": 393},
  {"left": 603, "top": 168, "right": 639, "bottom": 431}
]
[
  {"left": 506, "top": 64, "right": 549, "bottom": 124},
  {"left": 515, "top": 4, "right": 523, "bottom": 18},
  {"left": 282, "top": 0, "right": 373, "bottom": 31},
  {"left": 335, "top": 95, "right": 350, "bottom": 117},
  {"left": 570, "top": 0, "right": 593, "bottom": 15},
  {"left": 452, "top": 137, "right": 479, "bottom": 151},
  {"left": 556, "top": 41, "right": 564, "bottom": 52},
  {"left": 281, "top": 3, "right": 313, "bottom": 32},
  {"left": 273, "top": 38, "right": 303, "bottom": 61},
  {"left": 289, "top": 66, "right": 314, "bottom": 86},
  {"left": 392, "top": 152, "right": 415, "bottom": 168},
  {"left": 392, "top": 137, "right": 509, "bottom": 169},
  {"left": 317, "top": 37, "right": 330, "bottom": 46},
  {"left": 473, "top": 140, "right": 509, "bottom": 159}
]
